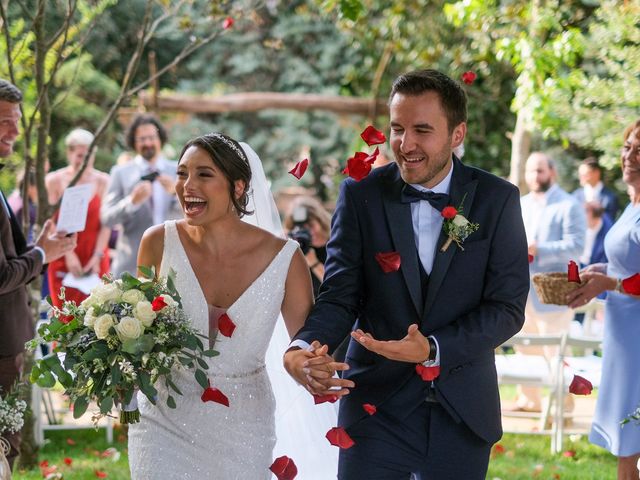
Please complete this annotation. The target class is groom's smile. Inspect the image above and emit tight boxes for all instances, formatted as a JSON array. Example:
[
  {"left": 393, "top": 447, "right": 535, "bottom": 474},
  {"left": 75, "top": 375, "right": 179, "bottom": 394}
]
[{"left": 389, "top": 90, "right": 465, "bottom": 189}]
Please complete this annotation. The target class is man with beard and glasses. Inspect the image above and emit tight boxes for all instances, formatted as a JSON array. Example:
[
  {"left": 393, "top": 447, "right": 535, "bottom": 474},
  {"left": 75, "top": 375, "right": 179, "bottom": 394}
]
[
  {"left": 511, "top": 151, "right": 586, "bottom": 413},
  {"left": 101, "top": 114, "right": 179, "bottom": 276}
]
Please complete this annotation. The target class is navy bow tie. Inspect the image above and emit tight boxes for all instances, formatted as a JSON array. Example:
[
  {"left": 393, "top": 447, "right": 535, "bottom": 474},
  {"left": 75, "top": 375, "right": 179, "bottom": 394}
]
[{"left": 400, "top": 184, "right": 450, "bottom": 212}]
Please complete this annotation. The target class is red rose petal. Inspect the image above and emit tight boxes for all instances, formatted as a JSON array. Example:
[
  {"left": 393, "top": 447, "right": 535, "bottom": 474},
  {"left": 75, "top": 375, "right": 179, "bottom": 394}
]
[
  {"left": 461, "top": 71, "right": 477, "bottom": 85},
  {"left": 39, "top": 460, "right": 49, "bottom": 468},
  {"left": 567, "top": 260, "right": 581, "bottom": 283},
  {"left": 569, "top": 374, "right": 593, "bottom": 395},
  {"left": 201, "top": 386, "right": 230, "bottom": 407},
  {"left": 313, "top": 394, "right": 338, "bottom": 405},
  {"left": 622, "top": 273, "right": 640, "bottom": 295},
  {"left": 362, "top": 403, "right": 377, "bottom": 415},
  {"left": 222, "top": 17, "right": 234, "bottom": 29},
  {"left": 66, "top": 437, "right": 76, "bottom": 445},
  {"left": 218, "top": 313, "right": 236, "bottom": 337},
  {"left": 59, "top": 314, "right": 74, "bottom": 324},
  {"left": 415, "top": 364, "right": 440, "bottom": 381},
  {"left": 151, "top": 296, "right": 167, "bottom": 312},
  {"left": 375, "top": 251, "right": 401, "bottom": 273},
  {"left": 326, "top": 427, "right": 355, "bottom": 449},
  {"left": 95, "top": 471, "right": 108, "bottom": 478},
  {"left": 64, "top": 457, "right": 73, "bottom": 466},
  {"left": 269, "top": 455, "right": 298, "bottom": 480},
  {"left": 493, "top": 443, "right": 506, "bottom": 454},
  {"left": 441, "top": 206, "right": 457, "bottom": 219},
  {"left": 562, "top": 449, "right": 576, "bottom": 458},
  {"left": 360, "top": 125, "right": 387, "bottom": 146},
  {"left": 343, "top": 152, "right": 372, "bottom": 181},
  {"left": 528, "top": 254, "right": 534, "bottom": 264},
  {"left": 288, "top": 158, "right": 309, "bottom": 180}
]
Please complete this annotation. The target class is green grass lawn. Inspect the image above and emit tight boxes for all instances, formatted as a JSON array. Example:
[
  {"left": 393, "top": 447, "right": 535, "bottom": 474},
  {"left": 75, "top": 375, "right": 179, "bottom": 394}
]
[{"left": 12, "top": 427, "right": 617, "bottom": 479}]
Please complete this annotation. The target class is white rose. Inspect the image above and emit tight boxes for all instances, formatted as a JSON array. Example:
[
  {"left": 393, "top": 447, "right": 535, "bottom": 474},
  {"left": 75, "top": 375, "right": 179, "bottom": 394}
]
[
  {"left": 134, "top": 301, "right": 157, "bottom": 327},
  {"left": 84, "top": 307, "right": 97, "bottom": 328},
  {"left": 452, "top": 214, "right": 470, "bottom": 228},
  {"left": 121, "top": 289, "right": 146, "bottom": 305},
  {"left": 92, "top": 283, "right": 121, "bottom": 304},
  {"left": 80, "top": 294, "right": 97, "bottom": 309},
  {"left": 114, "top": 316, "right": 143, "bottom": 342},
  {"left": 94, "top": 314, "right": 115, "bottom": 339},
  {"left": 160, "top": 294, "right": 178, "bottom": 308}
]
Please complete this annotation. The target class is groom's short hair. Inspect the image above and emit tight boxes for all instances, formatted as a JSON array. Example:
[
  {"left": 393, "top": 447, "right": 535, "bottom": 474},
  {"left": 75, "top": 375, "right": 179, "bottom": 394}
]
[{"left": 389, "top": 69, "right": 467, "bottom": 133}]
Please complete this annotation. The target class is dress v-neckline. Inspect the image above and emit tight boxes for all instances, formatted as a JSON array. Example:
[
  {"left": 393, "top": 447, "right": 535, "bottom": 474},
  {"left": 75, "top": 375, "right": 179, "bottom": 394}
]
[{"left": 170, "top": 222, "right": 289, "bottom": 313}]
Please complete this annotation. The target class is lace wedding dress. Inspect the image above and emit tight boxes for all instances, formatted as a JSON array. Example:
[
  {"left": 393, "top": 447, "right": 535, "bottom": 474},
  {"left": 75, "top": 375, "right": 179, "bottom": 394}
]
[{"left": 129, "top": 221, "right": 299, "bottom": 479}]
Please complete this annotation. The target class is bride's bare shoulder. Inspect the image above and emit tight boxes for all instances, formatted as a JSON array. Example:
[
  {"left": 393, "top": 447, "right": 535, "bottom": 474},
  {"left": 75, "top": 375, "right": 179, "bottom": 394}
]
[{"left": 139, "top": 224, "right": 166, "bottom": 264}]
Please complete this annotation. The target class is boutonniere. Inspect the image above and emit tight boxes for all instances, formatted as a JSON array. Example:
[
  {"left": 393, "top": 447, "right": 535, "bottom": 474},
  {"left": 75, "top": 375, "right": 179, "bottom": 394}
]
[{"left": 440, "top": 194, "right": 479, "bottom": 252}]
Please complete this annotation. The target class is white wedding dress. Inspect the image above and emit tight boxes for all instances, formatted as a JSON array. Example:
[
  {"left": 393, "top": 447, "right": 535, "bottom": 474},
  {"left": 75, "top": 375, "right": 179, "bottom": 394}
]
[{"left": 129, "top": 220, "right": 338, "bottom": 479}]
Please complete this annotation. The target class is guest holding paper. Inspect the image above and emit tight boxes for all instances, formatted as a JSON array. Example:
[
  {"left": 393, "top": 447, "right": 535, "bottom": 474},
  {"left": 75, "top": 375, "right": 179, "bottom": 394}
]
[
  {"left": 567, "top": 119, "right": 640, "bottom": 479},
  {"left": 45, "top": 128, "right": 111, "bottom": 307}
]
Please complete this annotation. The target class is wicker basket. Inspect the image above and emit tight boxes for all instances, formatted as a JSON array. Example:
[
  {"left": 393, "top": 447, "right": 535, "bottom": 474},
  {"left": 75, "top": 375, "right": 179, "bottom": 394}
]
[{"left": 532, "top": 272, "right": 585, "bottom": 305}]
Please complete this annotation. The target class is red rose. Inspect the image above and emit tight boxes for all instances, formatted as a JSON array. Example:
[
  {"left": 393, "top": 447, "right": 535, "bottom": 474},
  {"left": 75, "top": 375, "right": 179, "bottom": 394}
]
[
  {"left": 269, "top": 456, "right": 298, "bottom": 480},
  {"left": 362, "top": 403, "right": 377, "bottom": 415},
  {"left": 201, "top": 386, "right": 230, "bottom": 406},
  {"left": 288, "top": 159, "right": 309, "bottom": 180},
  {"left": 374, "top": 251, "right": 401, "bottom": 273},
  {"left": 360, "top": 125, "right": 387, "bottom": 146},
  {"left": 218, "top": 313, "right": 236, "bottom": 338},
  {"left": 622, "top": 273, "right": 640, "bottom": 295},
  {"left": 461, "top": 71, "right": 477, "bottom": 85},
  {"left": 313, "top": 394, "right": 338, "bottom": 405},
  {"left": 151, "top": 296, "right": 167, "bottom": 312},
  {"left": 567, "top": 260, "right": 581, "bottom": 283},
  {"left": 326, "top": 427, "right": 355, "bottom": 449},
  {"left": 441, "top": 206, "right": 457, "bottom": 219},
  {"left": 568, "top": 374, "right": 593, "bottom": 395},
  {"left": 222, "top": 17, "right": 234, "bottom": 29},
  {"left": 415, "top": 364, "right": 440, "bottom": 381},
  {"left": 59, "top": 314, "right": 74, "bottom": 324}
]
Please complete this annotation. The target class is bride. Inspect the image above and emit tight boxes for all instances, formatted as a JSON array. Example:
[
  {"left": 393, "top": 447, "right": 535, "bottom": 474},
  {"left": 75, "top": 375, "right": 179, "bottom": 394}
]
[{"left": 128, "top": 133, "right": 338, "bottom": 479}]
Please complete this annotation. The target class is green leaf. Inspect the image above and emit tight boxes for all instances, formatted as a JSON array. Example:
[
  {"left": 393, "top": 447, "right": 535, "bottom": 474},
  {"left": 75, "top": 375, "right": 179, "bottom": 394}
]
[
  {"left": 111, "top": 365, "right": 121, "bottom": 386},
  {"left": 121, "top": 334, "right": 155, "bottom": 355},
  {"left": 166, "top": 377, "right": 183, "bottom": 396},
  {"left": 138, "top": 265, "right": 155, "bottom": 279},
  {"left": 194, "top": 369, "right": 208, "bottom": 389},
  {"left": 99, "top": 396, "right": 113, "bottom": 414},
  {"left": 202, "top": 349, "right": 219, "bottom": 358},
  {"left": 36, "top": 370, "right": 56, "bottom": 388},
  {"left": 339, "top": 0, "right": 363, "bottom": 21},
  {"left": 196, "top": 357, "right": 208, "bottom": 370},
  {"left": 73, "top": 396, "right": 89, "bottom": 419},
  {"left": 166, "top": 395, "right": 176, "bottom": 409}
]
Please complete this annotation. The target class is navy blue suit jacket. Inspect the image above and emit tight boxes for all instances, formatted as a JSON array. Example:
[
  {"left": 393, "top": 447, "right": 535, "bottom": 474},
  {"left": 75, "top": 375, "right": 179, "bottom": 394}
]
[{"left": 295, "top": 158, "right": 529, "bottom": 444}]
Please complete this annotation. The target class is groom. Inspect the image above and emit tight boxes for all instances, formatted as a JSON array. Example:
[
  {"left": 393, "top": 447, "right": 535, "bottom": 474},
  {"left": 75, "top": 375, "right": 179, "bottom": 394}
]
[{"left": 285, "top": 69, "right": 529, "bottom": 479}]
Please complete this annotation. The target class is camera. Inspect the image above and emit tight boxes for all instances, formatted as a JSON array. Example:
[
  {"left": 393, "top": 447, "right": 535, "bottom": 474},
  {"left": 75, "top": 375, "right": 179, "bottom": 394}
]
[
  {"left": 287, "top": 205, "right": 312, "bottom": 254},
  {"left": 140, "top": 170, "right": 160, "bottom": 182}
]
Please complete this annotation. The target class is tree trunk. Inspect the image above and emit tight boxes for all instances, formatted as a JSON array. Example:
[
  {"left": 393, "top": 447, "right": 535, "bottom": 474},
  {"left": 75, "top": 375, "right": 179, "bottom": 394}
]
[{"left": 509, "top": 110, "right": 531, "bottom": 193}]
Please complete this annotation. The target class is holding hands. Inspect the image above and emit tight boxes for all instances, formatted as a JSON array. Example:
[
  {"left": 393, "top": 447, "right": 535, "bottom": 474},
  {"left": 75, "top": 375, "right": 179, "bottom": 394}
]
[{"left": 284, "top": 341, "right": 353, "bottom": 398}]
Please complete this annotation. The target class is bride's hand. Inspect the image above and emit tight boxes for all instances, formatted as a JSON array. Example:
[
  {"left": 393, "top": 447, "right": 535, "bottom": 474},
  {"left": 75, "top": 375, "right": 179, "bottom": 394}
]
[{"left": 284, "top": 342, "right": 354, "bottom": 397}]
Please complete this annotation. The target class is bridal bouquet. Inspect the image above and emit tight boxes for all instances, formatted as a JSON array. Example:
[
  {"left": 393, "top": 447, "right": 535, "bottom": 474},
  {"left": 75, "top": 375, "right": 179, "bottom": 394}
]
[{"left": 28, "top": 267, "right": 216, "bottom": 424}]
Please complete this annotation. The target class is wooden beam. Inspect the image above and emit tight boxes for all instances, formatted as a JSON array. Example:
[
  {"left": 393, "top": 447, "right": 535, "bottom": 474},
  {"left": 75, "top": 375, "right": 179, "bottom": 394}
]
[{"left": 138, "top": 90, "right": 389, "bottom": 116}]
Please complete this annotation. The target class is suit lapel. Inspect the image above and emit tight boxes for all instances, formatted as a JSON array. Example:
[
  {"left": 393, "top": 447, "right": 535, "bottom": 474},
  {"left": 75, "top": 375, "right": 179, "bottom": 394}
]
[
  {"left": 1, "top": 190, "right": 27, "bottom": 254},
  {"left": 381, "top": 168, "right": 423, "bottom": 317},
  {"left": 422, "top": 158, "right": 478, "bottom": 319}
]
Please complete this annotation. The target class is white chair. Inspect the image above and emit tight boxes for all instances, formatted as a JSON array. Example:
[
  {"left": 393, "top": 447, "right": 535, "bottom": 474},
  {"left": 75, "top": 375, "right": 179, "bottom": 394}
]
[{"left": 496, "top": 332, "right": 566, "bottom": 452}]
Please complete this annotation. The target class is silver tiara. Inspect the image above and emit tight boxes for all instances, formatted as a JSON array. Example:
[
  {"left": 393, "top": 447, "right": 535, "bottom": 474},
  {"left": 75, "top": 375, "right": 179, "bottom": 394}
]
[{"left": 210, "top": 133, "right": 248, "bottom": 163}]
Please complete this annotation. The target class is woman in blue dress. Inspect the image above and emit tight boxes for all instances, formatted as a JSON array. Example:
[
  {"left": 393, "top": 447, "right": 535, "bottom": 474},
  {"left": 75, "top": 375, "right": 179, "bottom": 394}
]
[{"left": 567, "top": 118, "right": 640, "bottom": 479}]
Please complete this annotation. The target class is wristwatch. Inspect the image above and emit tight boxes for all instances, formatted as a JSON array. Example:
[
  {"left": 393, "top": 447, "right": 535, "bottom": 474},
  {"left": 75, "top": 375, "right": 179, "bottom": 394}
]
[
  {"left": 422, "top": 336, "right": 437, "bottom": 364},
  {"left": 614, "top": 277, "right": 625, "bottom": 294}
]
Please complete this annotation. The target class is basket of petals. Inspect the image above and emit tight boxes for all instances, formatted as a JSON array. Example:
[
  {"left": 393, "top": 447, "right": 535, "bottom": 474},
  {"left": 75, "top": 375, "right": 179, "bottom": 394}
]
[{"left": 532, "top": 272, "right": 586, "bottom": 305}]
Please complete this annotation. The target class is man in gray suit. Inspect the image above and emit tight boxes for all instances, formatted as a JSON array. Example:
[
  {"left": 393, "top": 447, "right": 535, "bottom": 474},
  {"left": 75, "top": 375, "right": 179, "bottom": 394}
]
[
  {"left": 514, "top": 151, "right": 586, "bottom": 412},
  {"left": 101, "top": 114, "right": 178, "bottom": 276},
  {"left": 0, "top": 79, "right": 76, "bottom": 469}
]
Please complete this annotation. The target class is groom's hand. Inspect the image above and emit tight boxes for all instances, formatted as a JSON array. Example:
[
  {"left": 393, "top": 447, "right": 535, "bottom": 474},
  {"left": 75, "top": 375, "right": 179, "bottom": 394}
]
[
  {"left": 351, "top": 324, "right": 430, "bottom": 363},
  {"left": 284, "top": 341, "right": 354, "bottom": 397}
]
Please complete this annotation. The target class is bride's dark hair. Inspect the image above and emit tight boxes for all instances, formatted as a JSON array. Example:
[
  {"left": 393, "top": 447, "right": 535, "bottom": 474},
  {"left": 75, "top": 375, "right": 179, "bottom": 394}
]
[{"left": 178, "top": 133, "right": 253, "bottom": 217}]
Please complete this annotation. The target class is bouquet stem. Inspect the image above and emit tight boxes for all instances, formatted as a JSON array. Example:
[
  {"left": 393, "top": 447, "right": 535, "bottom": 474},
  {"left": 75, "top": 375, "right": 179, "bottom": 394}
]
[
  {"left": 119, "top": 395, "right": 140, "bottom": 424},
  {"left": 440, "top": 236, "right": 454, "bottom": 252}
]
